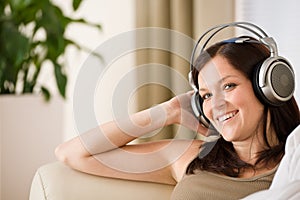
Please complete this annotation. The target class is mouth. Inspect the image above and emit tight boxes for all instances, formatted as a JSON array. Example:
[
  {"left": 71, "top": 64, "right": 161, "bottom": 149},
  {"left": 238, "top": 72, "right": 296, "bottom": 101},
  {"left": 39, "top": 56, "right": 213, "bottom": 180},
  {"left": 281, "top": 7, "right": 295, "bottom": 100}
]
[{"left": 216, "top": 111, "right": 238, "bottom": 122}]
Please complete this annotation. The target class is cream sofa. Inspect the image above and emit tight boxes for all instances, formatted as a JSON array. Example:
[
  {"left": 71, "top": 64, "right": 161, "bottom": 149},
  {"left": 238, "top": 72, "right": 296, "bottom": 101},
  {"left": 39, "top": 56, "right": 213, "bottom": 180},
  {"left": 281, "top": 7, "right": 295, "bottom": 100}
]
[
  {"left": 29, "top": 162, "right": 175, "bottom": 200},
  {"left": 29, "top": 125, "right": 300, "bottom": 200}
]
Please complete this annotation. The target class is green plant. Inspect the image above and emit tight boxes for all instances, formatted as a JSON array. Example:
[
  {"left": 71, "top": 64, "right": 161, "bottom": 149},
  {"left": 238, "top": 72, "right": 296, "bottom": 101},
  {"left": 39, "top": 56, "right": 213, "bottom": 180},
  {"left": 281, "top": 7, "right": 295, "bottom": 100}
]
[{"left": 0, "top": 0, "right": 101, "bottom": 100}]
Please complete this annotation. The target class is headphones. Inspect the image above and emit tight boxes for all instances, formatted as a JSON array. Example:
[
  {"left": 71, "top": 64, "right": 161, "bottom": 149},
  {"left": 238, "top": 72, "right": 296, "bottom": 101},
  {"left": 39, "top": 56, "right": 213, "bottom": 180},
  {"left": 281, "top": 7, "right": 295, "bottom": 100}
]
[{"left": 189, "top": 22, "right": 295, "bottom": 128}]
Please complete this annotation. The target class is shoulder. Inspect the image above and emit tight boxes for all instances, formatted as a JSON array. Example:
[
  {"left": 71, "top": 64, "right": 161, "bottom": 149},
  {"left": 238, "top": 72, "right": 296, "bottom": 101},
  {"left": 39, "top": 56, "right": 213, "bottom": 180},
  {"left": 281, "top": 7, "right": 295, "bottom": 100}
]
[{"left": 169, "top": 139, "right": 203, "bottom": 182}]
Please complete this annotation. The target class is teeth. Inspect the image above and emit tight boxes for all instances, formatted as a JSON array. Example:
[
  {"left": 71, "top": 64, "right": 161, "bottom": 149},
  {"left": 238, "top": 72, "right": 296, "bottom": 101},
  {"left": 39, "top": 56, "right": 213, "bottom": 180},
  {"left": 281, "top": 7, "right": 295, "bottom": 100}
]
[{"left": 218, "top": 112, "right": 236, "bottom": 122}]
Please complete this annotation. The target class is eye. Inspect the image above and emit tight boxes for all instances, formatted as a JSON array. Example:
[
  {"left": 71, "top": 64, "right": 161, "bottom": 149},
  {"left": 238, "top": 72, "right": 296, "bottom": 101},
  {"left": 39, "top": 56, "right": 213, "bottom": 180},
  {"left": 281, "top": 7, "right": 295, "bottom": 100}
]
[
  {"left": 201, "top": 93, "right": 212, "bottom": 100},
  {"left": 223, "top": 83, "right": 236, "bottom": 90}
]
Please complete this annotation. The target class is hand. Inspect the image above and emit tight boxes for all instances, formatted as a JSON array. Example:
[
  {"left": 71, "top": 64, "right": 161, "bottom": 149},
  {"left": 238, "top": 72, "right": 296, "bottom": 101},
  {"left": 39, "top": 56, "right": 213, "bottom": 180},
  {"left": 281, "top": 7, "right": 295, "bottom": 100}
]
[{"left": 167, "top": 91, "right": 209, "bottom": 136}]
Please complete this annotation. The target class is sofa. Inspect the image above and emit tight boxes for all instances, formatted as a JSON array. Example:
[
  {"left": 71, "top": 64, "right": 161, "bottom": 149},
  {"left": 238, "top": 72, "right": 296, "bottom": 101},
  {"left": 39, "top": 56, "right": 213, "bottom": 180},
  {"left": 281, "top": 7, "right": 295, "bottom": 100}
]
[
  {"left": 30, "top": 125, "right": 300, "bottom": 200},
  {"left": 29, "top": 162, "right": 175, "bottom": 200}
]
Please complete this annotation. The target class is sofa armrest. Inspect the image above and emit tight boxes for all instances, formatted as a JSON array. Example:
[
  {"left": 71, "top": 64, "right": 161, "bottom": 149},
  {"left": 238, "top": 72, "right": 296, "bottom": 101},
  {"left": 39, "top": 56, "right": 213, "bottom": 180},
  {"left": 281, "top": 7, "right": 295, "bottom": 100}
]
[{"left": 29, "top": 162, "right": 175, "bottom": 200}]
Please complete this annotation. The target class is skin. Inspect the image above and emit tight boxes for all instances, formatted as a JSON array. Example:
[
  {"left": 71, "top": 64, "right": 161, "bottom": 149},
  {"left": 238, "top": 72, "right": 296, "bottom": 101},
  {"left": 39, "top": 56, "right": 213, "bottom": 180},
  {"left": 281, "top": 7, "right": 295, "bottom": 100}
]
[
  {"left": 55, "top": 94, "right": 206, "bottom": 185},
  {"left": 198, "top": 55, "right": 271, "bottom": 167},
  {"left": 55, "top": 55, "right": 274, "bottom": 185}
]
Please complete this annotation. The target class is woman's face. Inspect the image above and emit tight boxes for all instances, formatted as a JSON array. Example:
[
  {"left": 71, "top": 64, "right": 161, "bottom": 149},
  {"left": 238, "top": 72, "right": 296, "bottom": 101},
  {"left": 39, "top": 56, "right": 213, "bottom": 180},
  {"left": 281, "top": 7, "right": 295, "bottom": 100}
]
[{"left": 198, "top": 55, "right": 265, "bottom": 142}]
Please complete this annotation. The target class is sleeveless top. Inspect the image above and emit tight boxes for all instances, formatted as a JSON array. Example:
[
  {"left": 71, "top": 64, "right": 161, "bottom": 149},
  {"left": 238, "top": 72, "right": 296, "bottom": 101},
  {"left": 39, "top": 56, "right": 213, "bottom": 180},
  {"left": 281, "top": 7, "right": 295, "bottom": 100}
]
[{"left": 171, "top": 167, "right": 277, "bottom": 200}]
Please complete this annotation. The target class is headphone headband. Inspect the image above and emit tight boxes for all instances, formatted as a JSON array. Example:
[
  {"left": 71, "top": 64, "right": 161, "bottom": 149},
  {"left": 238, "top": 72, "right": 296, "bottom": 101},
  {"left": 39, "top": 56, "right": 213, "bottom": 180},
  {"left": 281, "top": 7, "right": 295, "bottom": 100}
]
[{"left": 190, "top": 22, "right": 278, "bottom": 72}]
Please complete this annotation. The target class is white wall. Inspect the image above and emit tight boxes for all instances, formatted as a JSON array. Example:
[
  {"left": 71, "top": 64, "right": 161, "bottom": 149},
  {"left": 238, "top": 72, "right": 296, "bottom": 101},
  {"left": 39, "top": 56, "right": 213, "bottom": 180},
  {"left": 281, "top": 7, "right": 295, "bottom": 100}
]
[{"left": 52, "top": 0, "right": 136, "bottom": 140}]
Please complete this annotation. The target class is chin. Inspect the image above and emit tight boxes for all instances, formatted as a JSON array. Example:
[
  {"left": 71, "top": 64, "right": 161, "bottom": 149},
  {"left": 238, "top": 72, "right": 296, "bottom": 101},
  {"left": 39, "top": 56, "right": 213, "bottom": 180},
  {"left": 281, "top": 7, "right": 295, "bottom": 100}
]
[
  {"left": 221, "top": 134, "right": 235, "bottom": 142},
  {"left": 218, "top": 127, "right": 237, "bottom": 142}
]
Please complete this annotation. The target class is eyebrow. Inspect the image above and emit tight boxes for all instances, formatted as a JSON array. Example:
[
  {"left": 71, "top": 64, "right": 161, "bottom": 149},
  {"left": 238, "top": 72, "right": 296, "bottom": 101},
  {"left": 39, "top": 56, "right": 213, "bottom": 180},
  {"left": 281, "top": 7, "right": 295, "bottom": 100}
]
[{"left": 198, "top": 75, "right": 239, "bottom": 92}]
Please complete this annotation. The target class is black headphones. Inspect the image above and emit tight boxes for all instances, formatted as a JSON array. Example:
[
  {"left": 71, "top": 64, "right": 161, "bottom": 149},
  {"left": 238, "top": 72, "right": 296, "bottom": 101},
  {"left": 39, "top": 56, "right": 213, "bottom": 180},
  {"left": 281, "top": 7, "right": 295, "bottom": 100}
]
[{"left": 189, "top": 22, "right": 295, "bottom": 127}]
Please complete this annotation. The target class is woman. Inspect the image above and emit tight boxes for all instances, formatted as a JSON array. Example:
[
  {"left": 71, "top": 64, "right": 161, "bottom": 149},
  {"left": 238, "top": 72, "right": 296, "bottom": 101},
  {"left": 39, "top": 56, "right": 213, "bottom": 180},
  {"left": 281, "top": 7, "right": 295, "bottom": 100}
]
[
  {"left": 55, "top": 33, "right": 300, "bottom": 199},
  {"left": 171, "top": 36, "right": 300, "bottom": 199}
]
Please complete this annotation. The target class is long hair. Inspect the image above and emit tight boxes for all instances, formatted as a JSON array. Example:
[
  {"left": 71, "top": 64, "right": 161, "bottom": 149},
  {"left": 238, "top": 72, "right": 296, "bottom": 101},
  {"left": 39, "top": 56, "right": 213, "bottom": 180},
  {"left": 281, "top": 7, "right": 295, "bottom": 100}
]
[{"left": 186, "top": 37, "right": 300, "bottom": 177}]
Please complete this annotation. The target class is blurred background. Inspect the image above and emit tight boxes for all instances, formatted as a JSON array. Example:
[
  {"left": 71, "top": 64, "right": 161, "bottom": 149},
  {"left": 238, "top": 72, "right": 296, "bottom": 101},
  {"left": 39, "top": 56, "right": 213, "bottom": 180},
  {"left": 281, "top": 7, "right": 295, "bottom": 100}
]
[{"left": 1, "top": 0, "right": 300, "bottom": 199}]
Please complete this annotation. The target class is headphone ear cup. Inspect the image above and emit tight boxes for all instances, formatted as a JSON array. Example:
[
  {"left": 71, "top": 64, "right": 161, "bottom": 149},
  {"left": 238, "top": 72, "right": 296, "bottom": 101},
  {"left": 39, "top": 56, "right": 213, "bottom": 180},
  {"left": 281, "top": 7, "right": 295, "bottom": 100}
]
[
  {"left": 253, "top": 57, "right": 295, "bottom": 106},
  {"left": 191, "top": 92, "right": 210, "bottom": 127}
]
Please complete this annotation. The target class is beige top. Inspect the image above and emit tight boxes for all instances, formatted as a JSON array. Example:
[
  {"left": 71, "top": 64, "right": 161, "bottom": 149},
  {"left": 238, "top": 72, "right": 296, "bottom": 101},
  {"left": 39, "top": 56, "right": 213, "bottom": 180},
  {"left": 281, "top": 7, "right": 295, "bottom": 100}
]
[{"left": 171, "top": 167, "right": 277, "bottom": 200}]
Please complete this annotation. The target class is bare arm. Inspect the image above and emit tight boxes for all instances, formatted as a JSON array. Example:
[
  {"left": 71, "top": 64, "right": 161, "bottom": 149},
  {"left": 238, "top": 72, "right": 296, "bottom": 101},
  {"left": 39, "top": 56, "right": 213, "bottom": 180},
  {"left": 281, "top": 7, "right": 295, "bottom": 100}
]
[{"left": 55, "top": 92, "right": 208, "bottom": 185}]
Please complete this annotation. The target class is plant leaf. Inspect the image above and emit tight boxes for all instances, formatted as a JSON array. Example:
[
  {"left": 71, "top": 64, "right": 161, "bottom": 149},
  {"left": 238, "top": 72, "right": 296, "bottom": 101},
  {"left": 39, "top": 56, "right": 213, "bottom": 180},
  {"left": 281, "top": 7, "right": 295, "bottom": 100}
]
[
  {"left": 41, "top": 86, "right": 51, "bottom": 101},
  {"left": 72, "top": 0, "right": 82, "bottom": 11},
  {"left": 54, "top": 62, "right": 67, "bottom": 98},
  {"left": 69, "top": 17, "right": 102, "bottom": 31},
  {"left": 10, "top": 0, "right": 35, "bottom": 10}
]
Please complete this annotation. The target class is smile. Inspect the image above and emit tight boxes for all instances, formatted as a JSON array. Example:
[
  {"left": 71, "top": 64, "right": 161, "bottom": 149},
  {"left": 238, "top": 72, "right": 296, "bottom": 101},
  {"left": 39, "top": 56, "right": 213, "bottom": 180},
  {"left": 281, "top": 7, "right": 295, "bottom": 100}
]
[{"left": 217, "top": 111, "right": 238, "bottom": 122}]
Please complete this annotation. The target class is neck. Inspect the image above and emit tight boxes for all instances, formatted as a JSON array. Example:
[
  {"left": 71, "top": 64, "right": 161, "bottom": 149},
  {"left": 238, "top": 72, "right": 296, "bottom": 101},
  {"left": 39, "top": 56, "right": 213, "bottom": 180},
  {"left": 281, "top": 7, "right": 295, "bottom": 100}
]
[
  {"left": 233, "top": 139, "right": 263, "bottom": 165},
  {"left": 233, "top": 111, "right": 273, "bottom": 165},
  {"left": 233, "top": 127, "right": 277, "bottom": 166},
  {"left": 233, "top": 121, "right": 266, "bottom": 165}
]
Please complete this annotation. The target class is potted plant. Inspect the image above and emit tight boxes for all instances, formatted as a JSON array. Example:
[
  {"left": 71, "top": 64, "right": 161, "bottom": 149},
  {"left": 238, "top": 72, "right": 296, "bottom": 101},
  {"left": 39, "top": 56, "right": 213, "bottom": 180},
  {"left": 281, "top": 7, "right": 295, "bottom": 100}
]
[
  {"left": 0, "top": 0, "right": 101, "bottom": 100},
  {"left": 0, "top": 1, "right": 101, "bottom": 199}
]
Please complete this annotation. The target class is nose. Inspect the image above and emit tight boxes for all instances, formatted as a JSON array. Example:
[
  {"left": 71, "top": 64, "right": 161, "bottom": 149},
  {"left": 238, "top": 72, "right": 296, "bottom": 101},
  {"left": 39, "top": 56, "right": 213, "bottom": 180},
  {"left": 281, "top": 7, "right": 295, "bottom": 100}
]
[{"left": 212, "top": 91, "right": 226, "bottom": 110}]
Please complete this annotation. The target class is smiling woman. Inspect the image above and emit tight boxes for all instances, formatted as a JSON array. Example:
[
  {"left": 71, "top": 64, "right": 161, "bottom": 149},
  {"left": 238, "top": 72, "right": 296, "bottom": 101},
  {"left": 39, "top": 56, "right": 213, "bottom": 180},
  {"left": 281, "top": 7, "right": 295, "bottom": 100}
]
[
  {"left": 55, "top": 22, "right": 300, "bottom": 200},
  {"left": 169, "top": 33, "right": 300, "bottom": 199},
  {"left": 187, "top": 34, "right": 299, "bottom": 174}
]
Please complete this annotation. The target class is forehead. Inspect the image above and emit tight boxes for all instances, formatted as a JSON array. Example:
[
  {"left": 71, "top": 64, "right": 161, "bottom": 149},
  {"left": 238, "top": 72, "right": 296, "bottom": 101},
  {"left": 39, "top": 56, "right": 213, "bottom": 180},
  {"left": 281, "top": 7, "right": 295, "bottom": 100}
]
[{"left": 198, "top": 56, "right": 244, "bottom": 87}]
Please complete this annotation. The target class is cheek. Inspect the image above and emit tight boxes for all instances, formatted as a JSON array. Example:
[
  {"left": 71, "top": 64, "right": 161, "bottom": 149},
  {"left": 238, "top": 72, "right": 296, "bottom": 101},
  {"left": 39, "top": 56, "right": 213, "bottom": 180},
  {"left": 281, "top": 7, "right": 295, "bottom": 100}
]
[
  {"left": 229, "top": 92, "right": 244, "bottom": 106},
  {"left": 233, "top": 88, "right": 265, "bottom": 119},
  {"left": 202, "top": 101, "right": 212, "bottom": 120},
  {"left": 238, "top": 85, "right": 263, "bottom": 106}
]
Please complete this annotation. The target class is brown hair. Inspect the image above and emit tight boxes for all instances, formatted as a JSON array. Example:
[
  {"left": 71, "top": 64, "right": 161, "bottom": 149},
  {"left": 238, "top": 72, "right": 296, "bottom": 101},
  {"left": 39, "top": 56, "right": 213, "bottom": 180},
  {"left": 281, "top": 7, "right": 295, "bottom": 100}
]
[{"left": 186, "top": 37, "right": 300, "bottom": 177}]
